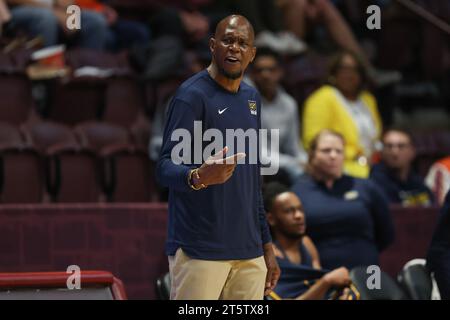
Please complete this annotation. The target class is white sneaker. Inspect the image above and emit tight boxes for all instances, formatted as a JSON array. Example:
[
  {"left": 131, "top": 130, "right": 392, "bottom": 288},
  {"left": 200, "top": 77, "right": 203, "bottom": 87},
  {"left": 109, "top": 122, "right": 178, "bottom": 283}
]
[
  {"left": 369, "top": 68, "right": 402, "bottom": 87},
  {"left": 255, "top": 31, "right": 308, "bottom": 55}
]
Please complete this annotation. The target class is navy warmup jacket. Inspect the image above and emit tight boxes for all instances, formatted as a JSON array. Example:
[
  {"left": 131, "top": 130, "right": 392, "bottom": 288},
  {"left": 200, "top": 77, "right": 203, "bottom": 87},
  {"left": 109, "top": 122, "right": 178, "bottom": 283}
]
[{"left": 156, "top": 70, "right": 272, "bottom": 260}]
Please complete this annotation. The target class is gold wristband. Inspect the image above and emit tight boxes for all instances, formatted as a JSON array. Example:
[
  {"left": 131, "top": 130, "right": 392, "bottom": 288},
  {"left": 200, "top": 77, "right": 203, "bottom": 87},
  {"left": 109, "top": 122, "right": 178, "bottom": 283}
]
[{"left": 188, "top": 168, "right": 207, "bottom": 190}]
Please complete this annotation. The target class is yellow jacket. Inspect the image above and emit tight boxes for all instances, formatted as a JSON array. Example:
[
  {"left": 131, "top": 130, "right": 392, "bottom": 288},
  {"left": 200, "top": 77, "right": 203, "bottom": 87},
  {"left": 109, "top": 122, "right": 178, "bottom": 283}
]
[{"left": 302, "top": 85, "right": 382, "bottom": 178}]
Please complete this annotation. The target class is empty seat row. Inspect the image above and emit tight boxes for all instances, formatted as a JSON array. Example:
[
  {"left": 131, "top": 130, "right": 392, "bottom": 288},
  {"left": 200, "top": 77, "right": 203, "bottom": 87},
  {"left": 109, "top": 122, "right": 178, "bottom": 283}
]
[
  {"left": 0, "top": 72, "right": 150, "bottom": 127},
  {"left": 0, "top": 121, "right": 157, "bottom": 203},
  {"left": 0, "top": 48, "right": 181, "bottom": 126}
]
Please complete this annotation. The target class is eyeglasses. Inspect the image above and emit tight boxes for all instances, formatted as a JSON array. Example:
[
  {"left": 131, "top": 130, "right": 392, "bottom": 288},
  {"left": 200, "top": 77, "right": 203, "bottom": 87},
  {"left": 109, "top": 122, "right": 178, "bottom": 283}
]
[
  {"left": 253, "top": 66, "right": 278, "bottom": 73},
  {"left": 336, "top": 65, "right": 360, "bottom": 73},
  {"left": 317, "top": 148, "right": 344, "bottom": 155},
  {"left": 383, "top": 143, "right": 411, "bottom": 150}
]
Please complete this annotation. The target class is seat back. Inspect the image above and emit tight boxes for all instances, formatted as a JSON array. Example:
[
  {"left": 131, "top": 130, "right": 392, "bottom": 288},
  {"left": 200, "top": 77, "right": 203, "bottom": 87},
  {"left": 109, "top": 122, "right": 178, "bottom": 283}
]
[
  {"left": 0, "top": 74, "right": 33, "bottom": 125},
  {"left": 47, "top": 145, "right": 101, "bottom": 202},
  {"left": 397, "top": 259, "right": 433, "bottom": 300},
  {"left": 0, "top": 147, "right": 44, "bottom": 203},
  {"left": 101, "top": 144, "right": 155, "bottom": 202},
  {"left": 155, "top": 272, "right": 171, "bottom": 300},
  {"left": 0, "top": 122, "right": 24, "bottom": 148},
  {"left": 350, "top": 266, "right": 409, "bottom": 300},
  {"left": 0, "top": 52, "right": 16, "bottom": 73},
  {"left": 103, "top": 77, "right": 144, "bottom": 127},
  {"left": 0, "top": 123, "right": 43, "bottom": 203},
  {"left": 23, "top": 121, "right": 78, "bottom": 152},
  {"left": 75, "top": 121, "right": 130, "bottom": 152},
  {"left": 65, "top": 48, "right": 131, "bottom": 70},
  {"left": 48, "top": 79, "right": 106, "bottom": 125}
]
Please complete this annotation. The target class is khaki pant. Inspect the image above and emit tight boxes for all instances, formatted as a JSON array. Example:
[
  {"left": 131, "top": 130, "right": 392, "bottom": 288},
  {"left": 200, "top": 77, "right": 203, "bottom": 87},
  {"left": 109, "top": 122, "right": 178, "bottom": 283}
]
[{"left": 168, "top": 248, "right": 267, "bottom": 300}]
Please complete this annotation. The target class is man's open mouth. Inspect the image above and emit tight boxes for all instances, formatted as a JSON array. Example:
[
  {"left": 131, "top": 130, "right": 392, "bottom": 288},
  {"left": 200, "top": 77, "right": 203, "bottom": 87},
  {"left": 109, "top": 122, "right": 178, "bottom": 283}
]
[{"left": 225, "top": 57, "right": 240, "bottom": 64}]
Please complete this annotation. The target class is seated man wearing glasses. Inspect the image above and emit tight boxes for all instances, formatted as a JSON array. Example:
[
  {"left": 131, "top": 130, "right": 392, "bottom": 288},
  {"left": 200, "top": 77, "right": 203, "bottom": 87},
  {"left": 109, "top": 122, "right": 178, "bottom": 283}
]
[{"left": 370, "top": 128, "right": 434, "bottom": 206}]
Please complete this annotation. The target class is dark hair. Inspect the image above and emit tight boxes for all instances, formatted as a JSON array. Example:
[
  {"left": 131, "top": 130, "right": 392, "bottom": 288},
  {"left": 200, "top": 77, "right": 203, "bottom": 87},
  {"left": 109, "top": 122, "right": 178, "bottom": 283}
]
[
  {"left": 262, "top": 181, "right": 290, "bottom": 213},
  {"left": 327, "top": 50, "right": 367, "bottom": 91},
  {"left": 254, "top": 46, "right": 282, "bottom": 65},
  {"left": 382, "top": 127, "right": 415, "bottom": 146}
]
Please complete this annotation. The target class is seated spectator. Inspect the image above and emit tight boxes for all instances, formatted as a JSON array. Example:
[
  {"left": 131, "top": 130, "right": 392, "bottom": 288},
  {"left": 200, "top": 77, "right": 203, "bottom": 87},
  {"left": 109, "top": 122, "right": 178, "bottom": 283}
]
[
  {"left": 427, "top": 191, "right": 450, "bottom": 300},
  {"left": 263, "top": 182, "right": 355, "bottom": 300},
  {"left": 248, "top": 47, "right": 307, "bottom": 185},
  {"left": 220, "top": 0, "right": 306, "bottom": 55},
  {"left": 75, "top": 0, "right": 150, "bottom": 51},
  {"left": 6, "top": 0, "right": 108, "bottom": 49},
  {"left": 371, "top": 128, "right": 434, "bottom": 206},
  {"left": 303, "top": 50, "right": 382, "bottom": 178},
  {"left": 227, "top": 0, "right": 400, "bottom": 85},
  {"left": 227, "top": 0, "right": 398, "bottom": 80},
  {"left": 129, "top": 2, "right": 213, "bottom": 80},
  {"left": 274, "top": 0, "right": 401, "bottom": 86},
  {"left": 426, "top": 156, "right": 450, "bottom": 206},
  {"left": 292, "top": 129, "right": 395, "bottom": 270},
  {"left": 0, "top": 0, "right": 11, "bottom": 35}
]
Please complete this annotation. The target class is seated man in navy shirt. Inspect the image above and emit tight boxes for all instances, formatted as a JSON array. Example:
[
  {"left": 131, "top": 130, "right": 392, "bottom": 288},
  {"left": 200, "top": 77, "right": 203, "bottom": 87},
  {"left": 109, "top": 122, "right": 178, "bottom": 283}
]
[
  {"left": 370, "top": 128, "right": 434, "bottom": 206},
  {"left": 427, "top": 191, "right": 450, "bottom": 299},
  {"left": 263, "top": 182, "right": 357, "bottom": 300}
]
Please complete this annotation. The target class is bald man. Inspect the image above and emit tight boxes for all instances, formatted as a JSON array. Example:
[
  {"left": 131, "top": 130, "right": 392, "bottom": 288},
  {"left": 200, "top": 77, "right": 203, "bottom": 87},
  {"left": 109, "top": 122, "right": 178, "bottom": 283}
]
[{"left": 156, "top": 15, "right": 280, "bottom": 300}]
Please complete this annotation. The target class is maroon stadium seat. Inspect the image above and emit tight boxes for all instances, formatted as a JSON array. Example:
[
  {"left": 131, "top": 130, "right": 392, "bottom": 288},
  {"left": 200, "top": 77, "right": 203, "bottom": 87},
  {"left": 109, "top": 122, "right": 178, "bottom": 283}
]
[
  {"left": 9, "top": 48, "right": 33, "bottom": 71},
  {"left": 103, "top": 77, "right": 145, "bottom": 127},
  {"left": 0, "top": 146, "right": 44, "bottom": 203},
  {"left": 46, "top": 144, "right": 101, "bottom": 202},
  {"left": 0, "top": 123, "right": 43, "bottom": 203},
  {"left": 0, "top": 271, "right": 127, "bottom": 300},
  {"left": 0, "top": 74, "right": 34, "bottom": 125},
  {"left": 0, "top": 52, "right": 15, "bottom": 73},
  {"left": 108, "top": 0, "right": 162, "bottom": 19},
  {"left": 74, "top": 121, "right": 130, "bottom": 152},
  {"left": 144, "top": 79, "right": 182, "bottom": 120},
  {"left": 101, "top": 144, "right": 156, "bottom": 202},
  {"left": 0, "top": 122, "right": 24, "bottom": 148},
  {"left": 48, "top": 78, "right": 106, "bottom": 125},
  {"left": 412, "top": 131, "right": 448, "bottom": 177},
  {"left": 282, "top": 54, "right": 326, "bottom": 107},
  {"left": 129, "top": 113, "right": 151, "bottom": 149},
  {"left": 49, "top": 49, "right": 135, "bottom": 125},
  {"left": 65, "top": 48, "right": 131, "bottom": 71},
  {"left": 22, "top": 121, "right": 79, "bottom": 153},
  {"left": 73, "top": 120, "right": 156, "bottom": 201}
]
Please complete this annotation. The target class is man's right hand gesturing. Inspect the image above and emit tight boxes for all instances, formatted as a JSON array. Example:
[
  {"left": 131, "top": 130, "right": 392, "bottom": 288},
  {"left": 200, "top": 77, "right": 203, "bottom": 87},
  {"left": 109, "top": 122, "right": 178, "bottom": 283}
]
[{"left": 194, "top": 146, "right": 246, "bottom": 187}]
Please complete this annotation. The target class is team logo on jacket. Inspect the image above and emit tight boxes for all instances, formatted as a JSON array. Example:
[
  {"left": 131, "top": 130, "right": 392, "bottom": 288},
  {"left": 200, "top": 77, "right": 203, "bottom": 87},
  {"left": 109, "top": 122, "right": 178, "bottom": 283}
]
[
  {"left": 248, "top": 100, "right": 257, "bottom": 115},
  {"left": 344, "top": 190, "right": 359, "bottom": 200}
]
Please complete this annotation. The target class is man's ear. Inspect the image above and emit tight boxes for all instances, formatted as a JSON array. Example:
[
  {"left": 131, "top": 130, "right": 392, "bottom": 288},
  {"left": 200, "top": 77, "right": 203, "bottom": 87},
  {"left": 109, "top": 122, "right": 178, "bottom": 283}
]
[
  {"left": 209, "top": 37, "right": 216, "bottom": 55},
  {"left": 250, "top": 46, "right": 256, "bottom": 63},
  {"left": 266, "top": 212, "right": 275, "bottom": 227}
]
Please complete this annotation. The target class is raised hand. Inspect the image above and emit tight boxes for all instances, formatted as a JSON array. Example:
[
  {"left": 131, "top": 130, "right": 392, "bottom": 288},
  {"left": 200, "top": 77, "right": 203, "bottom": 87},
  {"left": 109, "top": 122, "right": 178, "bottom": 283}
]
[{"left": 195, "top": 146, "right": 246, "bottom": 187}]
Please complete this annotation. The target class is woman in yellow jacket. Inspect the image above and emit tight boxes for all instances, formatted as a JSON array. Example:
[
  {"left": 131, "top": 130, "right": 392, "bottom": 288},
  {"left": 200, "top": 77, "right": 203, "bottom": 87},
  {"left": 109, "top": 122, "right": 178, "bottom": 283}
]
[{"left": 303, "top": 51, "right": 382, "bottom": 178}]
